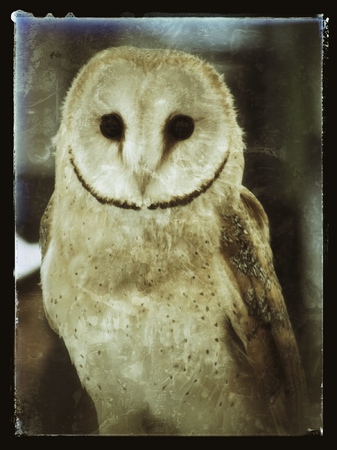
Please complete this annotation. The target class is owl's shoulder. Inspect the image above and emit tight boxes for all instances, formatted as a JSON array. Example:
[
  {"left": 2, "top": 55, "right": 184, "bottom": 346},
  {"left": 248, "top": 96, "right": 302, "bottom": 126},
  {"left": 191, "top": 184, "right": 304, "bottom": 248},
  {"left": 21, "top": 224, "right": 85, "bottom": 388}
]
[
  {"left": 40, "top": 193, "right": 55, "bottom": 260},
  {"left": 221, "top": 187, "right": 273, "bottom": 281}
]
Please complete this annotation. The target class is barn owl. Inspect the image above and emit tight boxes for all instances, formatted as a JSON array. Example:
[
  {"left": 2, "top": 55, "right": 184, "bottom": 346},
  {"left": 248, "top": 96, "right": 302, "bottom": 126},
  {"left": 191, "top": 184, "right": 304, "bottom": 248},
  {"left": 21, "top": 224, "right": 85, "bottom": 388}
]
[{"left": 40, "top": 46, "right": 308, "bottom": 435}]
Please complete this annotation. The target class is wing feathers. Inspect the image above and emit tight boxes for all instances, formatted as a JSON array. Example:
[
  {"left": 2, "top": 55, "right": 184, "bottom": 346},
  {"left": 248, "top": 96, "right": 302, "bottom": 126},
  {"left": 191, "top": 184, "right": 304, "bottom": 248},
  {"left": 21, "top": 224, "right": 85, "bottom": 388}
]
[
  {"left": 221, "top": 187, "right": 308, "bottom": 434},
  {"left": 40, "top": 194, "right": 54, "bottom": 261}
]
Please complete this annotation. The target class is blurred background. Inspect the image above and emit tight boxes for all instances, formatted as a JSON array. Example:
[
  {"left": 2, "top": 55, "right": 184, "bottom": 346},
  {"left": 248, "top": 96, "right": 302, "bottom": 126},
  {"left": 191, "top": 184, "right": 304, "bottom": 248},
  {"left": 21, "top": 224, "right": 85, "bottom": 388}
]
[{"left": 13, "top": 13, "right": 324, "bottom": 435}]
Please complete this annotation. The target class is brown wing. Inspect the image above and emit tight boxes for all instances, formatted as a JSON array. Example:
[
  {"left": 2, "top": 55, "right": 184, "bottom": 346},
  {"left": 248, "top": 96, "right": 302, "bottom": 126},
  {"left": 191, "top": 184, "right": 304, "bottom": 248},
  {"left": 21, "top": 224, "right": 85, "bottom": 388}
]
[
  {"left": 39, "top": 193, "right": 54, "bottom": 261},
  {"left": 221, "top": 187, "right": 308, "bottom": 435}
]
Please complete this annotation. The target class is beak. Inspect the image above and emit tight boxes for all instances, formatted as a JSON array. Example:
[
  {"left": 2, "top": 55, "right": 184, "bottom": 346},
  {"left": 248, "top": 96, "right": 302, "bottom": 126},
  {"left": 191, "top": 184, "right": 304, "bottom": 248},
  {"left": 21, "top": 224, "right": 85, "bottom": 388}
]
[
  {"left": 133, "top": 169, "right": 152, "bottom": 196},
  {"left": 122, "top": 139, "right": 161, "bottom": 196}
]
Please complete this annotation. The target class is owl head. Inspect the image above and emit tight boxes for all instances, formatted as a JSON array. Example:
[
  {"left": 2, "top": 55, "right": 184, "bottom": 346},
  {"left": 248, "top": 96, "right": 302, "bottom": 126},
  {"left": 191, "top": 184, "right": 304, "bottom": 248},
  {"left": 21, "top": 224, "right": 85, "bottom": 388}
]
[{"left": 55, "top": 46, "right": 244, "bottom": 211}]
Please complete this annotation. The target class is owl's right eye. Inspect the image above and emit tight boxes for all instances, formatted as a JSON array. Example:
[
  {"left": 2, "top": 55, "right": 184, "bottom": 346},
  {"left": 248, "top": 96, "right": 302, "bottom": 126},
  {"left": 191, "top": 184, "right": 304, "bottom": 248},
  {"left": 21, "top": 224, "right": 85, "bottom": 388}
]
[{"left": 100, "top": 113, "right": 125, "bottom": 141}]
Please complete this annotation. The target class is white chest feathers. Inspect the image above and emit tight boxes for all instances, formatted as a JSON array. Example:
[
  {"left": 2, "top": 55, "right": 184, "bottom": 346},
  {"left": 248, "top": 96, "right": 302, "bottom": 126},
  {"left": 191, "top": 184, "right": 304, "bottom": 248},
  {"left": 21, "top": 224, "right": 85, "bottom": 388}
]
[{"left": 41, "top": 204, "right": 274, "bottom": 435}]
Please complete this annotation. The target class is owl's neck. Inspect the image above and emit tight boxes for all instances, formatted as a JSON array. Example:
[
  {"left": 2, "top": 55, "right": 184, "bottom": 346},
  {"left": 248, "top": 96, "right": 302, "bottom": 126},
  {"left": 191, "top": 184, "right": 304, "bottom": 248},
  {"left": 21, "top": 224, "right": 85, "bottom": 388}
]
[
  {"left": 107, "top": 195, "right": 223, "bottom": 259},
  {"left": 56, "top": 189, "right": 224, "bottom": 290},
  {"left": 114, "top": 201, "right": 223, "bottom": 290}
]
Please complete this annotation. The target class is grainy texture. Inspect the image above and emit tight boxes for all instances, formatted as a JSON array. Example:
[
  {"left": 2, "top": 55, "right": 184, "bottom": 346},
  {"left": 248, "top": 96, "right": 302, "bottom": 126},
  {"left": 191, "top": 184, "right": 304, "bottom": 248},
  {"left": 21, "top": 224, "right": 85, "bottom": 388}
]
[{"left": 40, "top": 46, "right": 309, "bottom": 435}]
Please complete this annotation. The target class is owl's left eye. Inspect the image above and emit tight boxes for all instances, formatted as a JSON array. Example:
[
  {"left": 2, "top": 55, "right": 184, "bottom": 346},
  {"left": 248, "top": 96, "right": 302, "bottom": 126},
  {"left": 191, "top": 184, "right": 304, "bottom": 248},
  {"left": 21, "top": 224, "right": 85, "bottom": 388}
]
[
  {"left": 166, "top": 115, "right": 194, "bottom": 141},
  {"left": 100, "top": 113, "right": 125, "bottom": 141}
]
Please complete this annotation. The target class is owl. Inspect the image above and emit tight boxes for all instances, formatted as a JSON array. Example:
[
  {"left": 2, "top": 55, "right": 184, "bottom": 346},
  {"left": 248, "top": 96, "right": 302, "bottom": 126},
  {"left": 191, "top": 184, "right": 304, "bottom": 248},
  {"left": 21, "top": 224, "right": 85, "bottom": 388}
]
[{"left": 40, "top": 46, "right": 308, "bottom": 435}]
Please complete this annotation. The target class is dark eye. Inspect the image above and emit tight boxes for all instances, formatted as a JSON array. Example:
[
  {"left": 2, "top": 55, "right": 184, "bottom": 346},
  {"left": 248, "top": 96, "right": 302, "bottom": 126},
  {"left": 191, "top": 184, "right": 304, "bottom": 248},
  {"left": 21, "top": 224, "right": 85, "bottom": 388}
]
[
  {"left": 100, "top": 113, "right": 125, "bottom": 140},
  {"left": 167, "top": 115, "right": 194, "bottom": 141}
]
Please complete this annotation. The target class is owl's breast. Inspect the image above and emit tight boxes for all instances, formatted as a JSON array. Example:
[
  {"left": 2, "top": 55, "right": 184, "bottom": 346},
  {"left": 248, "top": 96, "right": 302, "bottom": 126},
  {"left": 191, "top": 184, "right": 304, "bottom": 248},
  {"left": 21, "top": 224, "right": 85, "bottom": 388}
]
[{"left": 42, "top": 241, "right": 272, "bottom": 435}]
